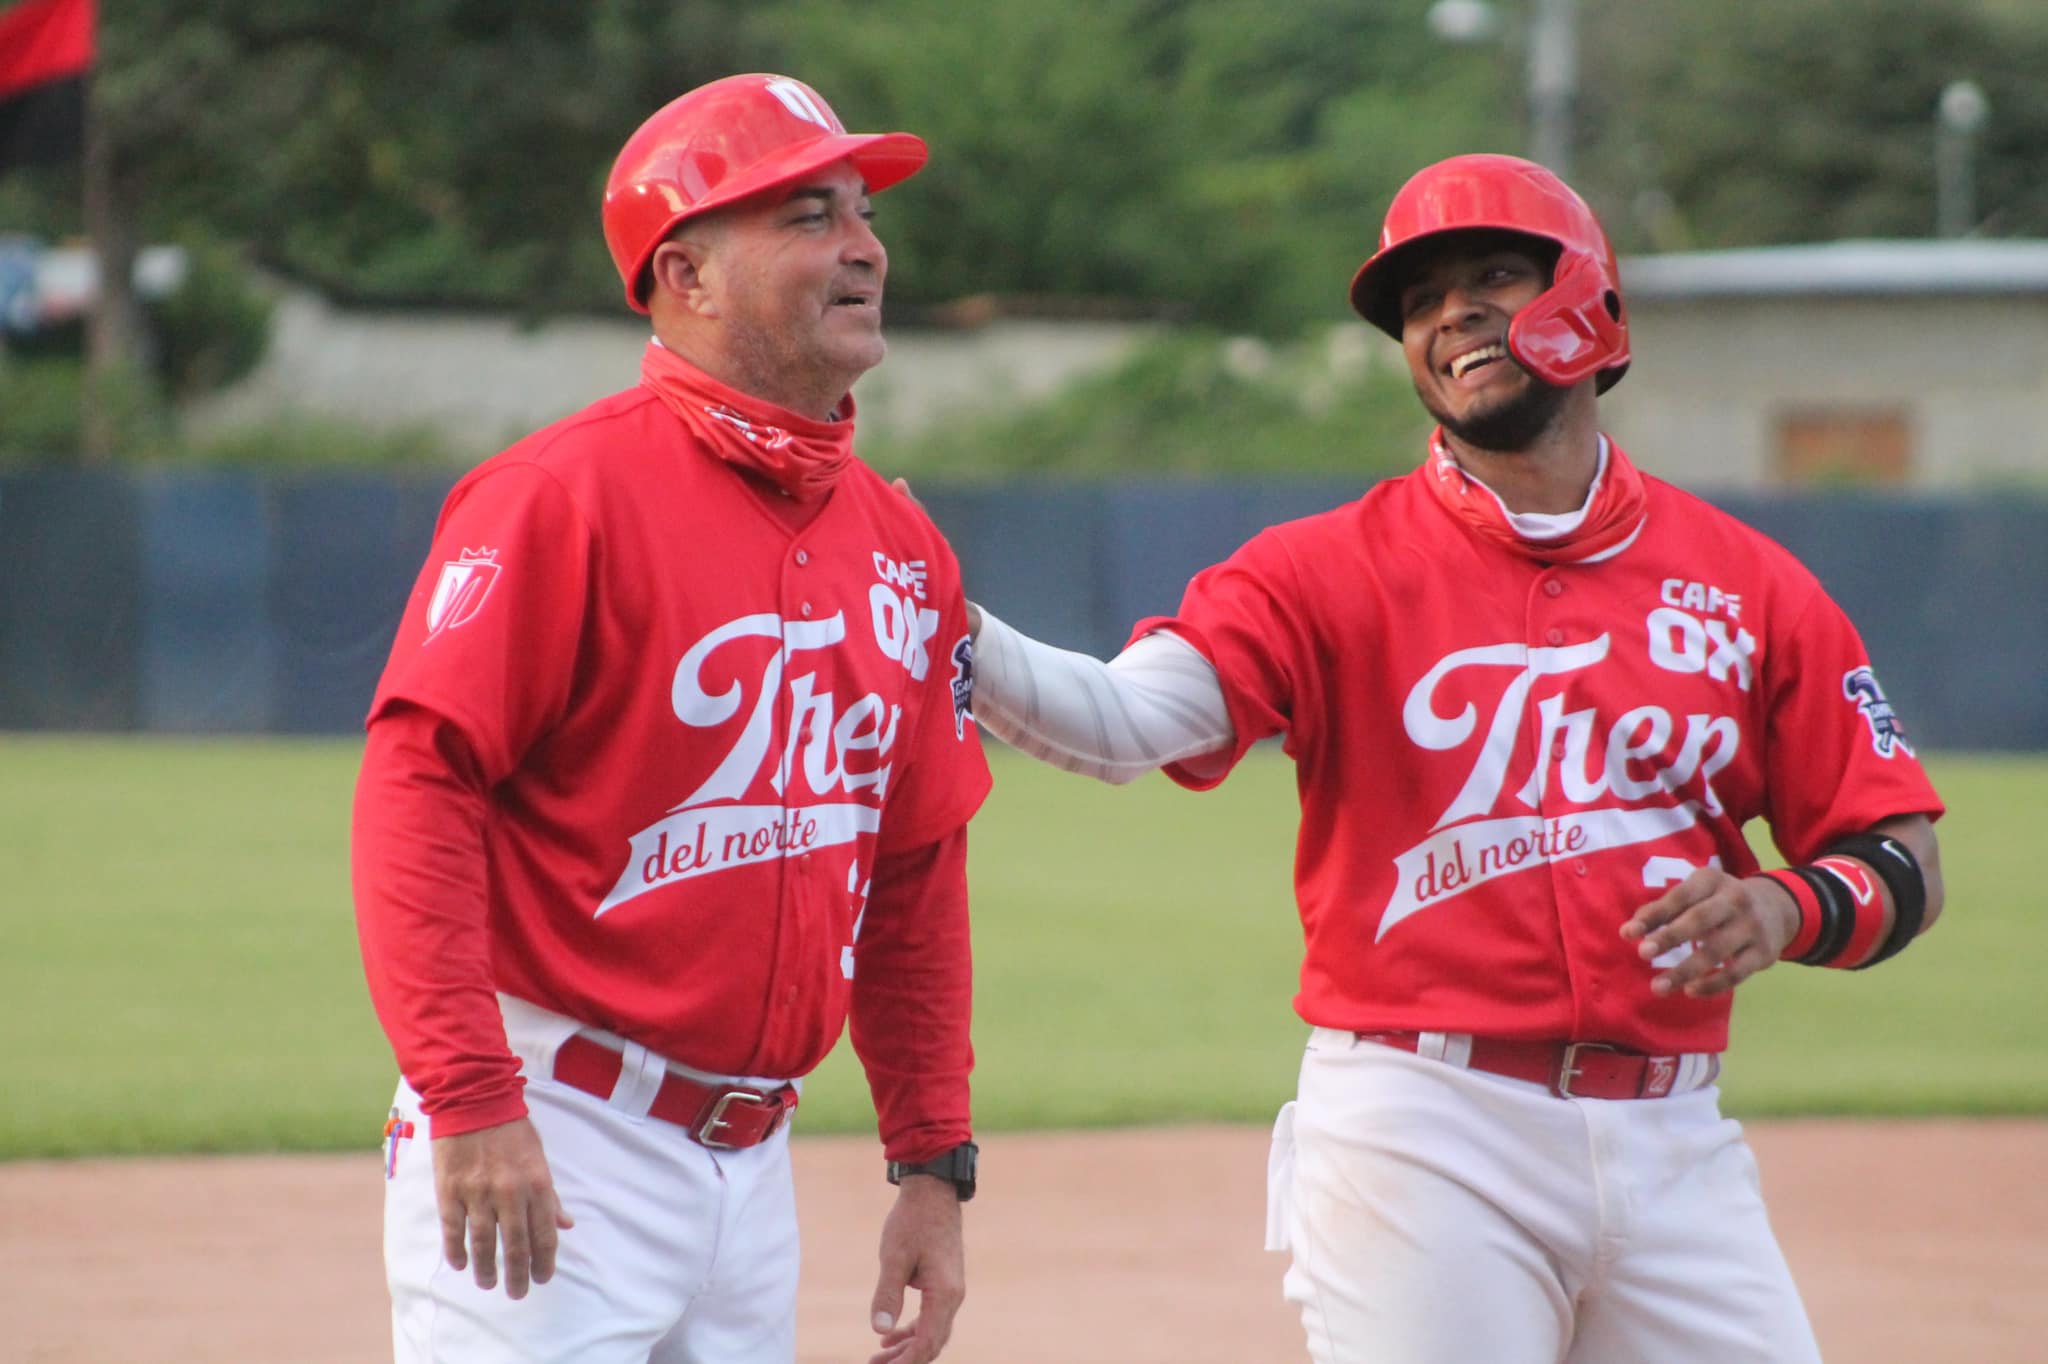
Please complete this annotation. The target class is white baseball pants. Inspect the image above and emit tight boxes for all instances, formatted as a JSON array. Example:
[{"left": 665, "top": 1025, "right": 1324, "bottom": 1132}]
[
  {"left": 382, "top": 1000, "right": 800, "bottom": 1364},
  {"left": 1268, "top": 1028, "right": 1823, "bottom": 1364}
]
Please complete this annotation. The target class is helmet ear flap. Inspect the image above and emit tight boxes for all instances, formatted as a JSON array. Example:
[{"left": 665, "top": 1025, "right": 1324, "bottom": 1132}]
[{"left": 1506, "top": 250, "right": 1631, "bottom": 389}]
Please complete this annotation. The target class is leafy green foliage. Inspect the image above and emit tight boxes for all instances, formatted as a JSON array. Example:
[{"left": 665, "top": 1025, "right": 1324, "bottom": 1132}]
[
  {"left": 80, "top": 1, "right": 789, "bottom": 313},
  {"left": 768, "top": 0, "right": 1512, "bottom": 331},
  {"left": 173, "top": 414, "right": 459, "bottom": 467},
  {"left": 1578, "top": 0, "right": 2048, "bottom": 249},
  {"left": 16, "top": 0, "right": 2048, "bottom": 327},
  {"left": 7, "top": 0, "right": 2048, "bottom": 471},
  {"left": 0, "top": 360, "right": 455, "bottom": 465},
  {"left": 0, "top": 358, "right": 173, "bottom": 462},
  {"left": 759, "top": 1, "right": 1214, "bottom": 314},
  {"left": 0, "top": 360, "right": 86, "bottom": 461},
  {"left": 151, "top": 241, "right": 274, "bottom": 398}
]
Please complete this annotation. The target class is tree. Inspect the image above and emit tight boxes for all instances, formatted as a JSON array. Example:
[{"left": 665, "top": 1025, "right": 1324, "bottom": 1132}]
[
  {"left": 1576, "top": 0, "right": 2048, "bottom": 249},
  {"left": 45, "top": 0, "right": 786, "bottom": 455},
  {"left": 31, "top": 0, "right": 2048, "bottom": 441},
  {"left": 767, "top": 0, "right": 1516, "bottom": 331},
  {"left": 95, "top": 1, "right": 784, "bottom": 311}
]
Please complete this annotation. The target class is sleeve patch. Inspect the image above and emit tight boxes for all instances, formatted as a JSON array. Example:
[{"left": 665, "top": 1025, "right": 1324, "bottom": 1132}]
[
  {"left": 425, "top": 547, "right": 502, "bottom": 641},
  {"left": 949, "top": 633, "right": 974, "bottom": 740},
  {"left": 1842, "top": 665, "right": 1913, "bottom": 758}
]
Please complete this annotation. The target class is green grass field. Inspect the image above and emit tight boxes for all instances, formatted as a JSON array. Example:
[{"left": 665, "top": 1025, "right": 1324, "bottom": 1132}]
[{"left": 1, "top": 738, "right": 2041, "bottom": 1159}]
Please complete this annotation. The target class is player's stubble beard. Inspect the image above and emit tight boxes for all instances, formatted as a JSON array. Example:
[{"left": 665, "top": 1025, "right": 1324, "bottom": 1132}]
[
  {"left": 1417, "top": 362, "right": 1572, "bottom": 454},
  {"left": 697, "top": 214, "right": 884, "bottom": 419},
  {"left": 720, "top": 301, "right": 881, "bottom": 421}
]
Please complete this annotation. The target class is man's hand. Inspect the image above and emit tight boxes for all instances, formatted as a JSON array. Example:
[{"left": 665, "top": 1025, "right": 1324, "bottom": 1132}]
[
  {"left": 889, "top": 476, "right": 982, "bottom": 639},
  {"left": 432, "top": 1117, "right": 575, "bottom": 1299},
  {"left": 890, "top": 477, "right": 927, "bottom": 515},
  {"left": 868, "top": 1174, "right": 965, "bottom": 1364},
  {"left": 1621, "top": 865, "right": 1801, "bottom": 998}
]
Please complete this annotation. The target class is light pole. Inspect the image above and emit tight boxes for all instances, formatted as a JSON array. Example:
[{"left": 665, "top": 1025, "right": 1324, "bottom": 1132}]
[
  {"left": 1935, "top": 80, "right": 1989, "bottom": 239},
  {"left": 1525, "top": 0, "right": 1578, "bottom": 178},
  {"left": 1427, "top": 0, "right": 1580, "bottom": 177}
]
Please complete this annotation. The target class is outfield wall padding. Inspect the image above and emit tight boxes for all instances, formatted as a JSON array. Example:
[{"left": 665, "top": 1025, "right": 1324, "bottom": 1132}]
[
  {"left": 0, "top": 470, "right": 145, "bottom": 729},
  {"left": 1, "top": 469, "right": 2040, "bottom": 749},
  {"left": 138, "top": 470, "right": 274, "bottom": 732}
]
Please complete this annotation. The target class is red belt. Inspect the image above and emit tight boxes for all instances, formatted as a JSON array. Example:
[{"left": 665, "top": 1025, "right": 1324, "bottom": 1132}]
[
  {"left": 1355, "top": 1031, "right": 1718, "bottom": 1100},
  {"left": 551, "top": 1034, "right": 797, "bottom": 1148}
]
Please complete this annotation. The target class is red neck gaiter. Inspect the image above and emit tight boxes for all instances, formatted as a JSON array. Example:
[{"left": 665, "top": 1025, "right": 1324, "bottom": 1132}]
[
  {"left": 1424, "top": 429, "right": 1649, "bottom": 564},
  {"left": 640, "top": 341, "right": 855, "bottom": 500}
]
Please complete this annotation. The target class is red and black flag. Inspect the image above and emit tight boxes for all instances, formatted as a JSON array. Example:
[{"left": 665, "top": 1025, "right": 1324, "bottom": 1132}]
[{"left": 0, "top": 0, "right": 94, "bottom": 176}]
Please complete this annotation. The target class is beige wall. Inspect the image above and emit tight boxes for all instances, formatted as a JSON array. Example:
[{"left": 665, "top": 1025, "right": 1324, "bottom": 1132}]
[
  {"left": 1602, "top": 295, "right": 2048, "bottom": 490},
  {"left": 184, "top": 287, "right": 1157, "bottom": 457},
  {"left": 188, "top": 283, "right": 2048, "bottom": 490}
]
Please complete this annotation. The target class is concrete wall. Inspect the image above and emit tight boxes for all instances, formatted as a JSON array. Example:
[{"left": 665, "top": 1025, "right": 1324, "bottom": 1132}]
[
  {"left": 183, "top": 279, "right": 2048, "bottom": 494},
  {"left": 183, "top": 288, "right": 1158, "bottom": 456}
]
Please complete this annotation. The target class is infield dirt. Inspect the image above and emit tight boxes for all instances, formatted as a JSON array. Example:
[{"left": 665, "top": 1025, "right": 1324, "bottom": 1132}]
[{"left": 4, "top": 1119, "right": 2041, "bottom": 1363}]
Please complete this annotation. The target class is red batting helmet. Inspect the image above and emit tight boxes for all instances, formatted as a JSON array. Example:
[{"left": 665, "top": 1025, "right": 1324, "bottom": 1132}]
[
  {"left": 1349, "top": 154, "right": 1630, "bottom": 392},
  {"left": 602, "top": 74, "right": 929, "bottom": 313}
]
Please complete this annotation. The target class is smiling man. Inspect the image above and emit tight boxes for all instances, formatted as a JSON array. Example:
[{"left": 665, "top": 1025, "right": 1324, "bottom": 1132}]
[
  {"left": 353, "top": 75, "right": 988, "bottom": 1364},
  {"left": 964, "top": 154, "right": 1946, "bottom": 1362}
]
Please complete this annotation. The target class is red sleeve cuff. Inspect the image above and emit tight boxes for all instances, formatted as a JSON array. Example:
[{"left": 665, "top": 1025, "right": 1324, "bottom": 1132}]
[{"left": 423, "top": 1088, "right": 531, "bottom": 1140}]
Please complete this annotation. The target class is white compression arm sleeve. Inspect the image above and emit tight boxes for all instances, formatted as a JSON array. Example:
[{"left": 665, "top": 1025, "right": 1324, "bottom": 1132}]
[{"left": 969, "top": 605, "right": 1236, "bottom": 785}]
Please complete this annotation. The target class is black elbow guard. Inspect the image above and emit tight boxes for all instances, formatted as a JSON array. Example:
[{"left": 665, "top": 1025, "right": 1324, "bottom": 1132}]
[{"left": 1822, "top": 832, "right": 1927, "bottom": 968}]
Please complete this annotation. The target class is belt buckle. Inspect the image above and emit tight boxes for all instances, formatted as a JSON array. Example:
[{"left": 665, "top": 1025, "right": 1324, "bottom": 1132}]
[
  {"left": 1555, "top": 1041, "right": 1619, "bottom": 1098},
  {"left": 694, "top": 1087, "right": 768, "bottom": 1149}
]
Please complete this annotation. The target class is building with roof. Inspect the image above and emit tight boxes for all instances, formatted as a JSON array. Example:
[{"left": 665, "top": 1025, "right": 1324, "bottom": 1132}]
[{"left": 1603, "top": 240, "right": 2048, "bottom": 490}]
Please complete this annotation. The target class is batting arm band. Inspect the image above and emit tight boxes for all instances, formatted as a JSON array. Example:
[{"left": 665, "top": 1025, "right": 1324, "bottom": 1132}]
[
  {"left": 1775, "top": 863, "right": 1860, "bottom": 967},
  {"left": 1773, "top": 832, "right": 1928, "bottom": 970},
  {"left": 1824, "top": 832, "right": 1929, "bottom": 969},
  {"left": 1760, "top": 869, "right": 1822, "bottom": 961},
  {"left": 968, "top": 606, "right": 1235, "bottom": 784},
  {"left": 1813, "top": 857, "right": 1890, "bottom": 967}
]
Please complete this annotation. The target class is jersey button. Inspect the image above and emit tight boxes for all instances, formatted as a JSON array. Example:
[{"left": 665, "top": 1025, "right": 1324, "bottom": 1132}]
[
  {"left": 795, "top": 549, "right": 809, "bottom": 566},
  {"left": 1545, "top": 627, "right": 1565, "bottom": 646},
  {"left": 1574, "top": 860, "right": 1589, "bottom": 876},
  {"left": 800, "top": 602, "right": 813, "bottom": 617},
  {"left": 1543, "top": 579, "right": 1565, "bottom": 598}
]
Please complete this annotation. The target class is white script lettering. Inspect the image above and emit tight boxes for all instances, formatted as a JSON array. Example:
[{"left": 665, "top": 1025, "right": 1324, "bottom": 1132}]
[{"left": 670, "top": 611, "right": 900, "bottom": 807}]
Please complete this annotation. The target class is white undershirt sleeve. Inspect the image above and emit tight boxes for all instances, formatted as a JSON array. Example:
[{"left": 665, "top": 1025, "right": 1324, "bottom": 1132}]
[{"left": 968, "top": 604, "right": 1236, "bottom": 785}]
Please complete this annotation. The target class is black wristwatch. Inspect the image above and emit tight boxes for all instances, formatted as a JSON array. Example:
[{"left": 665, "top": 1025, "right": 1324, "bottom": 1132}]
[{"left": 886, "top": 1140, "right": 978, "bottom": 1201}]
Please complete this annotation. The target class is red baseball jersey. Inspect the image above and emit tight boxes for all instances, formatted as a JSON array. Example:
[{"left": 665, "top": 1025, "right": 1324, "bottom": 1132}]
[
  {"left": 356, "top": 383, "right": 989, "bottom": 1133},
  {"left": 1136, "top": 451, "right": 1942, "bottom": 1055}
]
